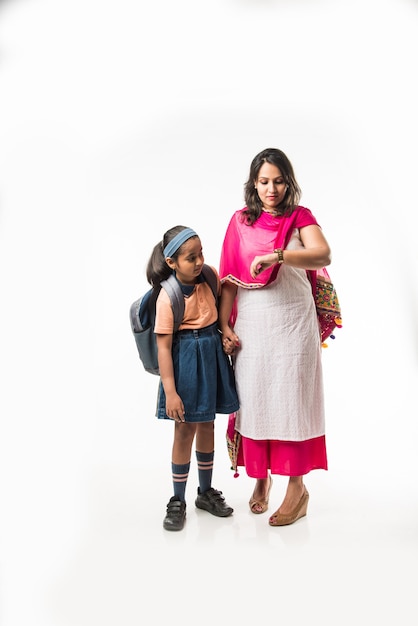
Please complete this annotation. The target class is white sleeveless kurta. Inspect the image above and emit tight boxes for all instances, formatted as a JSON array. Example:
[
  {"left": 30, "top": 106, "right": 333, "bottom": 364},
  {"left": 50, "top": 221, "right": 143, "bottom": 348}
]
[{"left": 233, "top": 229, "right": 325, "bottom": 441}]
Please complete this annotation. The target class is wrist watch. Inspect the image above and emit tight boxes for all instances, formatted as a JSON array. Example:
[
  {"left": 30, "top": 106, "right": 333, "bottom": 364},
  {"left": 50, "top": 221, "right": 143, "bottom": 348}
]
[{"left": 273, "top": 248, "right": 284, "bottom": 264}]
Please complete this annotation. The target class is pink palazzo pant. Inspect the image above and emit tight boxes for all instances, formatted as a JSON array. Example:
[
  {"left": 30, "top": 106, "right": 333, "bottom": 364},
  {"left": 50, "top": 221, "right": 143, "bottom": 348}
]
[{"left": 238, "top": 435, "right": 328, "bottom": 479}]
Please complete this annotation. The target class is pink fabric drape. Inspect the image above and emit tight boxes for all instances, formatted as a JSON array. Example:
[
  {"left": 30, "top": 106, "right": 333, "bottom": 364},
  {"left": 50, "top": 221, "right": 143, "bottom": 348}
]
[{"left": 219, "top": 206, "right": 319, "bottom": 325}]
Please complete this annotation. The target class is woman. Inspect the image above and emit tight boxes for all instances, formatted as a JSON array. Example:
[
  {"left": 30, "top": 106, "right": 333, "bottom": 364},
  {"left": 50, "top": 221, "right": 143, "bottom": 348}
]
[{"left": 218, "top": 147, "right": 331, "bottom": 526}]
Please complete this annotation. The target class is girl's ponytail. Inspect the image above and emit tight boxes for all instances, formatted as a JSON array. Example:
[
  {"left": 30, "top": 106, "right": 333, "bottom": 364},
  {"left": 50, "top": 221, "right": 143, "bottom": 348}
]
[
  {"left": 146, "top": 225, "right": 195, "bottom": 287},
  {"left": 146, "top": 240, "right": 170, "bottom": 287}
]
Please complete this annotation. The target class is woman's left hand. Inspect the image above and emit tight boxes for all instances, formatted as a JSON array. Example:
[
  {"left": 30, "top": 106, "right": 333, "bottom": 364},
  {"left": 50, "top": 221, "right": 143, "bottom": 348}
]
[{"left": 221, "top": 327, "right": 240, "bottom": 355}]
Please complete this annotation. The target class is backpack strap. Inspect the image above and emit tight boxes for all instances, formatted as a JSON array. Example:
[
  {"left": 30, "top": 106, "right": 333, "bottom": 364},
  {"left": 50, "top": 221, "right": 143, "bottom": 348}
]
[
  {"left": 160, "top": 274, "right": 185, "bottom": 334},
  {"left": 201, "top": 264, "right": 219, "bottom": 304},
  {"left": 160, "top": 265, "right": 218, "bottom": 335}
]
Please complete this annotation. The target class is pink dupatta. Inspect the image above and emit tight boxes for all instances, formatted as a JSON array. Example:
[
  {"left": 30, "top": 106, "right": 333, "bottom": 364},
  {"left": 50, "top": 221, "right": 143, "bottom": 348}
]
[{"left": 219, "top": 206, "right": 319, "bottom": 325}]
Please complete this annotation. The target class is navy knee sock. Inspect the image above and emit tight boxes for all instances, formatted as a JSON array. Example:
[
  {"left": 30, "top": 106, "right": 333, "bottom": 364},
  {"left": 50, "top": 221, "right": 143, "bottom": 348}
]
[
  {"left": 196, "top": 450, "right": 214, "bottom": 494},
  {"left": 172, "top": 462, "right": 190, "bottom": 502}
]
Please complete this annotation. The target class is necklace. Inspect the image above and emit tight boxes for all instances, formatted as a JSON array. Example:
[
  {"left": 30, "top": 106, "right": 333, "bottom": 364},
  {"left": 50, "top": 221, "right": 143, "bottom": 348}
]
[{"left": 262, "top": 208, "right": 280, "bottom": 216}]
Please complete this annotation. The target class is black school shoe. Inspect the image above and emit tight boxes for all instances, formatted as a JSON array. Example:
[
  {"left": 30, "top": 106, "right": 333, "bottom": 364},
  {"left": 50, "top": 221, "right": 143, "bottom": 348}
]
[
  {"left": 195, "top": 487, "right": 233, "bottom": 517},
  {"left": 163, "top": 495, "right": 187, "bottom": 531}
]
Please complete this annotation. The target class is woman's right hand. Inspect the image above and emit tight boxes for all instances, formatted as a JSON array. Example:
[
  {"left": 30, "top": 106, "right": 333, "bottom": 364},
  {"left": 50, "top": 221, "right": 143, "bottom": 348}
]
[{"left": 250, "top": 253, "right": 277, "bottom": 278}]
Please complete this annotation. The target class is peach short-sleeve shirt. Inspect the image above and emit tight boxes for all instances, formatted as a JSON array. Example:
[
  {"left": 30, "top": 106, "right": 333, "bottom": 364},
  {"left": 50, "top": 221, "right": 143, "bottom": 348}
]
[{"left": 154, "top": 270, "right": 220, "bottom": 334}]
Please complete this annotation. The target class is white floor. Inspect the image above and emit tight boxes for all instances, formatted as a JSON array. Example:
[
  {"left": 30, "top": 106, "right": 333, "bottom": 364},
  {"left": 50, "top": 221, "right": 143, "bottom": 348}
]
[
  {"left": 1, "top": 1, "right": 417, "bottom": 625},
  {"left": 2, "top": 378, "right": 417, "bottom": 626}
]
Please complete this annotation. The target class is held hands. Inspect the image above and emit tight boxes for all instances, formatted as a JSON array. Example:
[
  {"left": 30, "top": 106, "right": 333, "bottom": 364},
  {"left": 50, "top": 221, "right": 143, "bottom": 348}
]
[
  {"left": 221, "top": 327, "right": 240, "bottom": 356},
  {"left": 250, "top": 253, "right": 277, "bottom": 279}
]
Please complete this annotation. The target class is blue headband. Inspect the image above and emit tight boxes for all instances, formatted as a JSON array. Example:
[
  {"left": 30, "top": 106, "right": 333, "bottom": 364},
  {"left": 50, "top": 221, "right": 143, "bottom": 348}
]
[{"left": 163, "top": 228, "right": 198, "bottom": 258}]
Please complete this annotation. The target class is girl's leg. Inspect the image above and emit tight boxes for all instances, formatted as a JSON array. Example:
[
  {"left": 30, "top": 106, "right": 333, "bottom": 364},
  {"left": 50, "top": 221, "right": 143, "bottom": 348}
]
[
  {"left": 195, "top": 421, "right": 215, "bottom": 493},
  {"left": 194, "top": 421, "right": 233, "bottom": 517},
  {"left": 163, "top": 422, "right": 197, "bottom": 531},
  {"left": 195, "top": 420, "right": 214, "bottom": 452},
  {"left": 171, "top": 422, "right": 196, "bottom": 501}
]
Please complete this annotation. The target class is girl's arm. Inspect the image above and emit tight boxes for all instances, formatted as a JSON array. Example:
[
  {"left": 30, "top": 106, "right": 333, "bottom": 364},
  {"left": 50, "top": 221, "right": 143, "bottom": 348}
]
[
  {"left": 250, "top": 224, "right": 331, "bottom": 278},
  {"left": 218, "top": 281, "right": 240, "bottom": 354},
  {"left": 156, "top": 333, "right": 185, "bottom": 422}
]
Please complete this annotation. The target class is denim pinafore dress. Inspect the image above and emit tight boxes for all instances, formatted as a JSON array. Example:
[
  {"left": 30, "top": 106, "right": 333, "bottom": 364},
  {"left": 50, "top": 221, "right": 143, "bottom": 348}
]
[{"left": 156, "top": 278, "right": 239, "bottom": 423}]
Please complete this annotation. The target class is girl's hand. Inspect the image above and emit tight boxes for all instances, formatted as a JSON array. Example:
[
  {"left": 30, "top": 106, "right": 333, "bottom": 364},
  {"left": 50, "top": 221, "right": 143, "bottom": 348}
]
[
  {"left": 221, "top": 327, "right": 240, "bottom": 355},
  {"left": 250, "top": 253, "right": 276, "bottom": 278},
  {"left": 165, "top": 392, "right": 186, "bottom": 423},
  {"left": 157, "top": 334, "right": 185, "bottom": 422}
]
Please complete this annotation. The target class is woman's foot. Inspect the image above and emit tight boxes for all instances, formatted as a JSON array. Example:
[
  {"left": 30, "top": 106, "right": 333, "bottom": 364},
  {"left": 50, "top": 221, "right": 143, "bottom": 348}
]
[
  {"left": 269, "top": 482, "right": 309, "bottom": 527},
  {"left": 249, "top": 475, "right": 273, "bottom": 514}
]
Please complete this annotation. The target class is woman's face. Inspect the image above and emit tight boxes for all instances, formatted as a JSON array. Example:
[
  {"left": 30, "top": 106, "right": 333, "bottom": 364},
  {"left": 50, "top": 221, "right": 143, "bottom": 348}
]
[
  {"left": 166, "top": 236, "right": 204, "bottom": 285},
  {"left": 255, "top": 162, "right": 287, "bottom": 213}
]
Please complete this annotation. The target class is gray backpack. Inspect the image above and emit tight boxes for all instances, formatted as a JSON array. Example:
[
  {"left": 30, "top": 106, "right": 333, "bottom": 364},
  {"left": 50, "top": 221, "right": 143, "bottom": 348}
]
[{"left": 129, "top": 265, "right": 218, "bottom": 375}]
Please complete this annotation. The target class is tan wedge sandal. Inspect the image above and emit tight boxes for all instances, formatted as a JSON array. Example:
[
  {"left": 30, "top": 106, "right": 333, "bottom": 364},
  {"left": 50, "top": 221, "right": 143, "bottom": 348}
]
[
  {"left": 268, "top": 487, "right": 309, "bottom": 526},
  {"left": 249, "top": 476, "right": 273, "bottom": 514}
]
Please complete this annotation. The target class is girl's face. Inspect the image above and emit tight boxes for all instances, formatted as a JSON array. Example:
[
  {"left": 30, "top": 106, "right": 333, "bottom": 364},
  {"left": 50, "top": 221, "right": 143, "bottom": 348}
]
[
  {"left": 167, "top": 236, "right": 204, "bottom": 285},
  {"left": 255, "top": 162, "right": 287, "bottom": 213}
]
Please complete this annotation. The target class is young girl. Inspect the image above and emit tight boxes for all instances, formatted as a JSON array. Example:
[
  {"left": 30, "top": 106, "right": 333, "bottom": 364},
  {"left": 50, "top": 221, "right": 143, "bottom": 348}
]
[{"left": 146, "top": 225, "right": 240, "bottom": 531}]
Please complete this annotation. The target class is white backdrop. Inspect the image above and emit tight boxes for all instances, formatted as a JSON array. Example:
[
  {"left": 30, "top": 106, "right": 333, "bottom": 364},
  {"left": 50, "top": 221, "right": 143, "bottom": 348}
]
[{"left": 0, "top": 1, "right": 417, "bottom": 625}]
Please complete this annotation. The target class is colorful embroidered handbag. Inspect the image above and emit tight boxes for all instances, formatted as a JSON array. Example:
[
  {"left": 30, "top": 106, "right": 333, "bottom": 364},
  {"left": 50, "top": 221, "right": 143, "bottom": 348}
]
[
  {"left": 226, "top": 412, "right": 241, "bottom": 477},
  {"left": 312, "top": 267, "right": 342, "bottom": 347}
]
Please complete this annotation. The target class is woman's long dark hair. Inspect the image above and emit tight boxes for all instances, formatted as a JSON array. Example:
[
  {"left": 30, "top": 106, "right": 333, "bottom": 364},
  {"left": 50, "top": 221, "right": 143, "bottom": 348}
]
[
  {"left": 242, "top": 148, "right": 302, "bottom": 225},
  {"left": 146, "top": 225, "right": 198, "bottom": 287}
]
